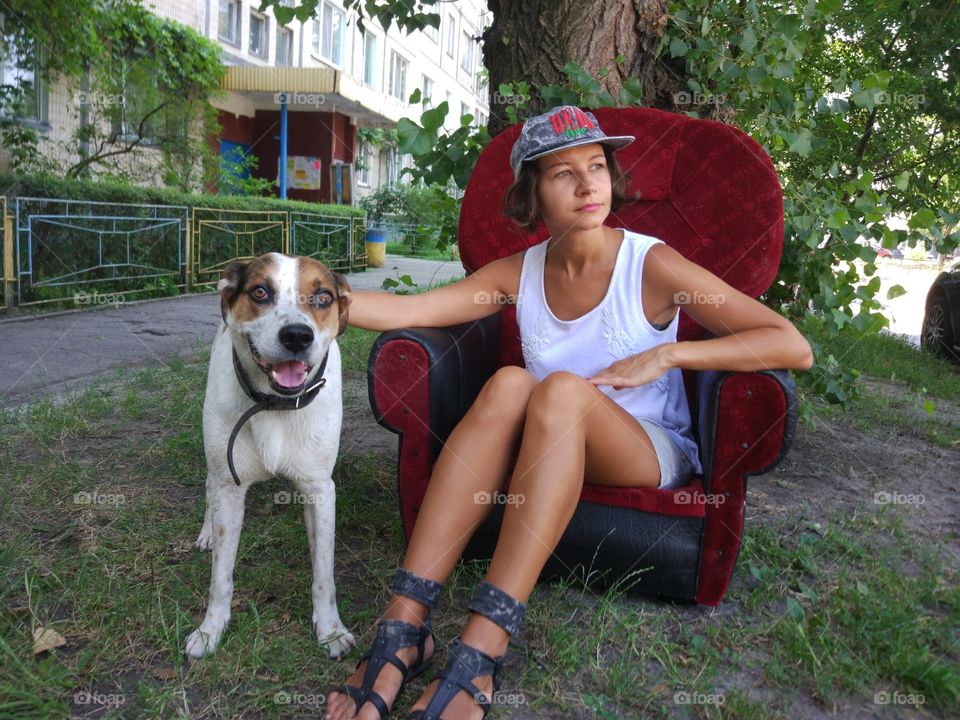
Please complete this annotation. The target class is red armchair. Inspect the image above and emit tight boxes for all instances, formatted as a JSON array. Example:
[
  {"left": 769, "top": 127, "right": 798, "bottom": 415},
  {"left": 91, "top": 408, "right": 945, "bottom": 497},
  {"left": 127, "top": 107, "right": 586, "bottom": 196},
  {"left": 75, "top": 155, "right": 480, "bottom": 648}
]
[{"left": 367, "top": 107, "right": 797, "bottom": 605}]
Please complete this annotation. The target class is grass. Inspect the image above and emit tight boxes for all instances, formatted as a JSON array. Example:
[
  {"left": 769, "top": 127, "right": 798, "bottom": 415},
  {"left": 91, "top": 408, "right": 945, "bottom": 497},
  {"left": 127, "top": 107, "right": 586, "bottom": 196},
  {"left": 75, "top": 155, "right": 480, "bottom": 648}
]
[
  {"left": 802, "top": 320, "right": 960, "bottom": 447},
  {"left": 0, "top": 326, "right": 958, "bottom": 718}
]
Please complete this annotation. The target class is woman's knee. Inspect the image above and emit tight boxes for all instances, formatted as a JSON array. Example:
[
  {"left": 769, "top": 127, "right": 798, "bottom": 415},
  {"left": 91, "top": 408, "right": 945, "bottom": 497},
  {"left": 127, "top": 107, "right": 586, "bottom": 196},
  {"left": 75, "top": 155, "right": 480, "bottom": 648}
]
[
  {"left": 472, "top": 365, "right": 538, "bottom": 418},
  {"left": 526, "top": 371, "right": 592, "bottom": 425}
]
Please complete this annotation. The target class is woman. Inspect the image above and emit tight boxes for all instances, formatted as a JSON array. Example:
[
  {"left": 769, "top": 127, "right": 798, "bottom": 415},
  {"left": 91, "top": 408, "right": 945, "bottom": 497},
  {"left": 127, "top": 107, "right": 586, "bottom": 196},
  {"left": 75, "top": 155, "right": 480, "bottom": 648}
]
[{"left": 325, "top": 106, "right": 813, "bottom": 720}]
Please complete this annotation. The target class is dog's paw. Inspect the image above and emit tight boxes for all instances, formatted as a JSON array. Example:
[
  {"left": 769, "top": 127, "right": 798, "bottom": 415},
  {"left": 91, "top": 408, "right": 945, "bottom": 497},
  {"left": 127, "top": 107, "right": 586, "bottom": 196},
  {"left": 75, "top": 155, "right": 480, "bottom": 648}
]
[
  {"left": 315, "top": 621, "right": 356, "bottom": 660},
  {"left": 185, "top": 625, "right": 223, "bottom": 659},
  {"left": 194, "top": 526, "right": 213, "bottom": 551}
]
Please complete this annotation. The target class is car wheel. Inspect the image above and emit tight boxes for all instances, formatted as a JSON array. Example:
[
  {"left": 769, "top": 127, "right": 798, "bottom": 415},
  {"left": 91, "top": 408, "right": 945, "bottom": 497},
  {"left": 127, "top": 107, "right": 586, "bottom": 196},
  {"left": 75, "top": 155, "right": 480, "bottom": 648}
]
[{"left": 921, "top": 293, "right": 955, "bottom": 359}]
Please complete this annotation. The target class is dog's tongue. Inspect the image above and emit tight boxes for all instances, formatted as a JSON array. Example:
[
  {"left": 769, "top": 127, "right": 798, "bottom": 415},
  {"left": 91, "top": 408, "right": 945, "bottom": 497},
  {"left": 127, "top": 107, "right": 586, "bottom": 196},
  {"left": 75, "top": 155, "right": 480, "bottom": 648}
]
[{"left": 272, "top": 360, "right": 308, "bottom": 388}]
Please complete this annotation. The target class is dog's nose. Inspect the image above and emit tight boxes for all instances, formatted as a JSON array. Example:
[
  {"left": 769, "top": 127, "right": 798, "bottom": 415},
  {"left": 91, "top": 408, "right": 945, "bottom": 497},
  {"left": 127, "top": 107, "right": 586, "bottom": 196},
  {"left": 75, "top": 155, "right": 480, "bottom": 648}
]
[{"left": 278, "top": 323, "right": 314, "bottom": 353}]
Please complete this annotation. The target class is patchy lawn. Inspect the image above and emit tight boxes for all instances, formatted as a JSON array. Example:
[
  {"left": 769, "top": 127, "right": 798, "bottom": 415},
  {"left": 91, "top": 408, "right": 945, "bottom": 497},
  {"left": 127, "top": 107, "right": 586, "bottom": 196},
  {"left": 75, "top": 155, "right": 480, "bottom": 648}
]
[{"left": 1, "top": 327, "right": 958, "bottom": 719}]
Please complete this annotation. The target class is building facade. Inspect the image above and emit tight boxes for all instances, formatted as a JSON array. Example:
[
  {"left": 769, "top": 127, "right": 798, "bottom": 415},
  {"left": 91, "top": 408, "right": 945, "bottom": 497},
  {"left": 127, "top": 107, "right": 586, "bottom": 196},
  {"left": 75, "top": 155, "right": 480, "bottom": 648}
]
[{"left": 0, "top": 0, "right": 490, "bottom": 204}]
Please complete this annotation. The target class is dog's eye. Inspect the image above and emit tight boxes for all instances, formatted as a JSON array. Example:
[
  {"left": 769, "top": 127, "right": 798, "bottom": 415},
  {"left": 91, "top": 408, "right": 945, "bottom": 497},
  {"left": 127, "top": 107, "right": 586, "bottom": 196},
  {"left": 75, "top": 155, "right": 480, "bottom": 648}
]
[
  {"left": 311, "top": 290, "right": 334, "bottom": 307},
  {"left": 250, "top": 285, "right": 270, "bottom": 302}
]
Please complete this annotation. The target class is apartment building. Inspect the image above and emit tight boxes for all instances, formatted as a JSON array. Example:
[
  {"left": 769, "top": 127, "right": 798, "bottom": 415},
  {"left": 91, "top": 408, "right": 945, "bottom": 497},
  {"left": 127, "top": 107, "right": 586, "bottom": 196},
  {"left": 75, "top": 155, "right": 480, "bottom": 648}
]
[
  {"left": 148, "top": 0, "right": 491, "bottom": 203},
  {"left": 0, "top": 0, "right": 490, "bottom": 204}
]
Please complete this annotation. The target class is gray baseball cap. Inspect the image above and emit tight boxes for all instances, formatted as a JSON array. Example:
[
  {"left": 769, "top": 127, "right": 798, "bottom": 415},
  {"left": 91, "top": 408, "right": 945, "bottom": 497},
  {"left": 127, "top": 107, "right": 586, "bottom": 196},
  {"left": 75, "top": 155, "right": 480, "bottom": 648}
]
[{"left": 509, "top": 106, "right": 635, "bottom": 179}]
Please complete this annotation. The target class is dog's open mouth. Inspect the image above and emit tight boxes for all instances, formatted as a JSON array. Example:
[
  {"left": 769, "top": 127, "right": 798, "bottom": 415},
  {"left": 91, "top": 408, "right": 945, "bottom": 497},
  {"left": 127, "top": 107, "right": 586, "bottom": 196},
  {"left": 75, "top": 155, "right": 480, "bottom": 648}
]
[{"left": 248, "top": 340, "right": 313, "bottom": 394}]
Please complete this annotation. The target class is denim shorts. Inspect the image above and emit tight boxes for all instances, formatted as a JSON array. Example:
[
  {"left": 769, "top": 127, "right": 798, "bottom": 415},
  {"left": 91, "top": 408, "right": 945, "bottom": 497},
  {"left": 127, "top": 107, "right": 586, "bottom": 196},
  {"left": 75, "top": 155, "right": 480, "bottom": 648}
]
[{"left": 638, "top": 419, "right": 697, "bottom": 490}]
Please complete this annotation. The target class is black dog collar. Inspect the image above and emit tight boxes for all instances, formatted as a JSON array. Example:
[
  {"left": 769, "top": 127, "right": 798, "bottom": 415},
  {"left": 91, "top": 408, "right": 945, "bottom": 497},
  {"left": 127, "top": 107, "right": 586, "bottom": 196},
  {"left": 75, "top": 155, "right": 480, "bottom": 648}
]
[{"left": 226, "top": 347, "right": 329, "bottom": 486}]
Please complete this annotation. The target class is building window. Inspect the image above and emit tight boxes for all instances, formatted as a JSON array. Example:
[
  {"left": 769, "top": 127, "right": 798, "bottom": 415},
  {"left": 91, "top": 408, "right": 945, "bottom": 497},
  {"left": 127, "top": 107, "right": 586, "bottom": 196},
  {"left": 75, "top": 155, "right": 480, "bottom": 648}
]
[
  {"left": 218, "top": 0, "right": 242, "bottom": 45},
  {"left": 386, "top": 146, "right": 400, "bottom": 184},
  {"left": 276, "top": 26, "right": 293, "bottom": 65},
  {"left": 421, "top": 75, "right": 433, "bottom": 104},
  {"left": 460, "top": 30, "right": 474, "bottom": 73},
  {"left": 424, "top": 23, "right": 439, "bottom": 43},
  {"left": 363, "top": 31, "right": 378, "bottom": 87},
  {"left": 446, "top": 14, "right": 456, "bottom": 57},
  {"left": 112, "top": 56, "right": 172, "bottom": 145},
  {"left": 249, "top": 12, "right": 269, "bottom": 59},
  {"left": 0, "top": 43, "right": 48, "bottom": 124},
  {"left": 388, "top": 50, "right": 407, "bottom": 101},
  {"left": 313, "top": 1, "right": 345, "bottom": 66},
  {"left": 356, "top": 140, "right": 372, "bottom": 186}
]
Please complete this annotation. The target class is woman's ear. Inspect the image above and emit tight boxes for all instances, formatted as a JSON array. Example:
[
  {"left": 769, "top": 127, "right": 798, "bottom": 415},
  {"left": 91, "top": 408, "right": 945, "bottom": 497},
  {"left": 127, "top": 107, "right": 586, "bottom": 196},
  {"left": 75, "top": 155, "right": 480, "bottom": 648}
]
[{"left": 333, "top": 272, "right": 353, "bottom": 336}]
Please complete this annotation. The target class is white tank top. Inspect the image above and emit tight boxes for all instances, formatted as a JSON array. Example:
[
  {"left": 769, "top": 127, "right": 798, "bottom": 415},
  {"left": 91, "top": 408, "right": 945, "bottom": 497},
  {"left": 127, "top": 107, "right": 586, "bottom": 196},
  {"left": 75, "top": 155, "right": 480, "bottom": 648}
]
[{"left": 516, "top": 229, "right": 702, "bottom": 474}]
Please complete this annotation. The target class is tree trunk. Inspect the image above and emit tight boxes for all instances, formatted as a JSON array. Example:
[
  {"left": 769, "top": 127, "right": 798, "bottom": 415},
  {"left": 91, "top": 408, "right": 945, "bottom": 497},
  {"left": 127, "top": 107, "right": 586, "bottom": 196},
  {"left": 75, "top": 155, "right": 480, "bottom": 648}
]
[{"left": 482, "top": 0, "right": 691, "bottom": 136}]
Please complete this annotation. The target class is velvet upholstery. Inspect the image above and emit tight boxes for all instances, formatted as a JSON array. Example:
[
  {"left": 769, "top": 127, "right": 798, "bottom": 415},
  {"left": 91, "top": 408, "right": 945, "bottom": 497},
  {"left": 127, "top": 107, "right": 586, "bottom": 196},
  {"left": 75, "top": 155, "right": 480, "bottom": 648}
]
[{"left": 367, "top": 108, "right": 798, "bottom": 604}]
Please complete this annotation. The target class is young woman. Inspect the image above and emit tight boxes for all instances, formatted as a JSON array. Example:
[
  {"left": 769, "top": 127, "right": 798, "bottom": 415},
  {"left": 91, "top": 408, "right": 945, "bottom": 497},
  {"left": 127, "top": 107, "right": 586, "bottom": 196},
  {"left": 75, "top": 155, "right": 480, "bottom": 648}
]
[{"left": 325, "top": 106, "right": 813, "bottom": 720}]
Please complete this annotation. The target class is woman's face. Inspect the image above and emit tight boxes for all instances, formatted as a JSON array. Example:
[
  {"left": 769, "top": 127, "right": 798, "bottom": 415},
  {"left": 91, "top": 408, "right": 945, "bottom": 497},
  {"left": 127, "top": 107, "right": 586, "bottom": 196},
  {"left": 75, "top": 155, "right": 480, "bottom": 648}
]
[{"left": 534, "top": 143, "right": 612, "bottom": 233}]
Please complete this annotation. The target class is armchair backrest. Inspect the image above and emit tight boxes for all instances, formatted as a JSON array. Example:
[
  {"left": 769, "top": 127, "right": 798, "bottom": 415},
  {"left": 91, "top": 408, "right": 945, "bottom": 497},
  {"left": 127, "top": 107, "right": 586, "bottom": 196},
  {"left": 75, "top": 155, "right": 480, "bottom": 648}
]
[{"left": 458, "top": 107, "right": 784, "bottom": 369}]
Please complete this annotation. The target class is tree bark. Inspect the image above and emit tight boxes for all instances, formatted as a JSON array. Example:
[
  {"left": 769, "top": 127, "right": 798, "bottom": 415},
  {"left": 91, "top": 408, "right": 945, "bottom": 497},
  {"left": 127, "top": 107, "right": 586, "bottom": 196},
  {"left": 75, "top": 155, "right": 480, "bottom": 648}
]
[{"left": 482, "top": 0, "right": 689, "bottom": 136}]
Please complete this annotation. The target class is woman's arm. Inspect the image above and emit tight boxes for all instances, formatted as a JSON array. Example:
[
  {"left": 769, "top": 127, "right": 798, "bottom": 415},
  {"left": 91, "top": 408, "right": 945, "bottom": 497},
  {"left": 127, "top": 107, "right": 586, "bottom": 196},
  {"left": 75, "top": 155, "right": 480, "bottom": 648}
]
[
  {"left": 589, "top": 244, "right": 812, "bottom": 389},
  {"left": 347, "top": 252, "right": 523, "bottom": 332}
]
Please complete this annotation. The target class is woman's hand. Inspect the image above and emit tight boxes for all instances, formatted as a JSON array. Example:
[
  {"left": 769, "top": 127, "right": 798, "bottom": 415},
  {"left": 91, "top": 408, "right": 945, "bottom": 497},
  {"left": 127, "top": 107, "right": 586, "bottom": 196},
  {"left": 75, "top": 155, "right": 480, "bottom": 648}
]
[{"left": 587, "top": 343, "right": 676, "bottom": 391}]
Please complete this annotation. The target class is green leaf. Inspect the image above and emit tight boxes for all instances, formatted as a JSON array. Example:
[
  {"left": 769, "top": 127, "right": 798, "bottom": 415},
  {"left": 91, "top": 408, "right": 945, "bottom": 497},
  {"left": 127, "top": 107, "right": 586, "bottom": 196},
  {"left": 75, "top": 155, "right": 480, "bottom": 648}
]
[
  {"left": 740, "top": 25, "right": 757, "bottom": 53},
  {"left": 894, "top": 172, "right": 910, "bottom": 190},
  {"left": 408, "top": 88, "right": 422, "bottom": 104},
  {"left": 701, "top": 16, "right": 712, "bottom": 36},
  {"left": 908, "top": 208, "right": 936, "bottom": 230},
  {"left": 395, "top": 118, "right": 434, "bottom": 156},
  {"left": 786, "top": 596, "right": 804, "bottom": 622},
  {"left": 669, "top": 37, "right": 688, "bottom": 58},
  {"left": 886, "top": 284, "right": 906, "bottom": 300},
  {"left": 923, "top": 399, "right": 936, "bottom": 417}
]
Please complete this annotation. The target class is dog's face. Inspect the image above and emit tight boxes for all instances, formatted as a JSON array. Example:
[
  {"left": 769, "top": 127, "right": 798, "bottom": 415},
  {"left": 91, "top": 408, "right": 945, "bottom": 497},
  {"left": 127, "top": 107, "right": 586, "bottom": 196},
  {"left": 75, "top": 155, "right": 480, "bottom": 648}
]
[{"left": 218, "top": 253, "right": 352, "bottom": 396}]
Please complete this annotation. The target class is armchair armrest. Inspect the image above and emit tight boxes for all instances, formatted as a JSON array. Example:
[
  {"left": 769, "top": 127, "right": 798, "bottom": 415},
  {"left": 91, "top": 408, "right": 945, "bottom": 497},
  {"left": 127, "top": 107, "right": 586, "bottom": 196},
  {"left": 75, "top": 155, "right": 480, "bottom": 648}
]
[
  {"left": 694, "top": 368, "right": 798, "bottom": 605},
  {"left": 696, "top": 369, "right": 798, "bottom": 494},
  {"left": 367, "top": 313, "right": 501, "bottom": 541}
]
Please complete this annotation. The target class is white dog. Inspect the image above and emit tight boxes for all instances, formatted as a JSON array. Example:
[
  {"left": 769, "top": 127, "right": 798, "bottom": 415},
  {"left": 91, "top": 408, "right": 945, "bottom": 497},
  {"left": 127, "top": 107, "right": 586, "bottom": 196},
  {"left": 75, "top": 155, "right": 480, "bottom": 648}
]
[{"left": 185, "top": 252, "right": 357, "bottom": 660}]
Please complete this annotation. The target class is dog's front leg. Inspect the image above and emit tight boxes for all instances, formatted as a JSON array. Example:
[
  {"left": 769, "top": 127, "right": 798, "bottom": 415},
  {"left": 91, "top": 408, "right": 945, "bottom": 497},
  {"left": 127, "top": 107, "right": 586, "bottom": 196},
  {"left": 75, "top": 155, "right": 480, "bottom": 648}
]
[
  {"left": 185, "top": 480, "right": 248, "bottom": 659},
  {"left": 301, "top": 479, "right": 356, "bottom": 659}
]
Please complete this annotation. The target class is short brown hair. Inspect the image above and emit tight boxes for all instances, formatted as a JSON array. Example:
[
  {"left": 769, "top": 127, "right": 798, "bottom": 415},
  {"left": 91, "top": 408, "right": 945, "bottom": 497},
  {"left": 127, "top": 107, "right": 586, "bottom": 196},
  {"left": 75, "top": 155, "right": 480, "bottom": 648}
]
[{"left": 503, "top": 146, "right": 640, "bottom": 231}]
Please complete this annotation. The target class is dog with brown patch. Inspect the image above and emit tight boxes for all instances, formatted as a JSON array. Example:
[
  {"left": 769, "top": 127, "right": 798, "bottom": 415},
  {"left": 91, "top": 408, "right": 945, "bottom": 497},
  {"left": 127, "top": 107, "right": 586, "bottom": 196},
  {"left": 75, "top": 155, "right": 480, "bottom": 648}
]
[{"left": 185, "top": 252, "right": 357, "bottom": 660}]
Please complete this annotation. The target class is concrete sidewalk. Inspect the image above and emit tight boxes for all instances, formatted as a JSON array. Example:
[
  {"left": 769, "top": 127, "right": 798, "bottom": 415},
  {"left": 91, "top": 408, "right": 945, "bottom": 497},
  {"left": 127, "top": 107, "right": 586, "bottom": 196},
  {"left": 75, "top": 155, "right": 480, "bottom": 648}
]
[{"left": 0, "top": 255, "right": 465, "bottom": 408}]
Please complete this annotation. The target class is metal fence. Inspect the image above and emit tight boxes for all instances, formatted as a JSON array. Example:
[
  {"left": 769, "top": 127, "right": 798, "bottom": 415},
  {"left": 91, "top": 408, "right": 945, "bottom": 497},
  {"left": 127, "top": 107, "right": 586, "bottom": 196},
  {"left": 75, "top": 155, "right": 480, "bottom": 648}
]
[{"left": 2, "top": 197, "right": 366, "bottom": 308}]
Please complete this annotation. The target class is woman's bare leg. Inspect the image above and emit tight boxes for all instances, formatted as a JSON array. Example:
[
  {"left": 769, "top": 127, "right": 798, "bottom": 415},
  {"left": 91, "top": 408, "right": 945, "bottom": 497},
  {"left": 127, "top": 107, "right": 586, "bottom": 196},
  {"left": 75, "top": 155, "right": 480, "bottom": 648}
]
[
  {"left": 326, "top": 366, "right": 538, "bottom": 720},
  {"left": 410, "top": 371, "right": 662, "bottom": 718}
]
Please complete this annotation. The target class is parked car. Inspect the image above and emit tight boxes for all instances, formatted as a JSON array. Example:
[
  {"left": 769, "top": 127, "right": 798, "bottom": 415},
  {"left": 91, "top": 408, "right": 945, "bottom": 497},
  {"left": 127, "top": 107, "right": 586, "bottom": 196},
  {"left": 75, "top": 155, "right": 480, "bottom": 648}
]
[
  {"left": 921, "top": 259, "right": 960, "bottom": 362},
  {"left": 876, "top": 246, "right": 904, "bottom": 259}
]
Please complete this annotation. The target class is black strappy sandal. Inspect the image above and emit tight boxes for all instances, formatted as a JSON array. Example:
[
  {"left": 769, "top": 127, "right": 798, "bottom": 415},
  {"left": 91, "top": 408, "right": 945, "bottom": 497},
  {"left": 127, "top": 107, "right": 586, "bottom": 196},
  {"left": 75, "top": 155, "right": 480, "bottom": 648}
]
[
  {"left": 331, "top": 567, "right": 443, "bottom": 718},
  {"left": 410, "top": 581, "right": 526, "bottom": 720}
]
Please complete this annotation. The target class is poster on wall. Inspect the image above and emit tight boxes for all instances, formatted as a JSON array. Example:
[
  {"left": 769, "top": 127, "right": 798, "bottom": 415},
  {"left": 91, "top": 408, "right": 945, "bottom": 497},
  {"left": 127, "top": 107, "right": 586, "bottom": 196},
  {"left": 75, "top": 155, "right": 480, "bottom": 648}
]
[{"left": 276, "top": 156, "right": 322, "bottom": 190}]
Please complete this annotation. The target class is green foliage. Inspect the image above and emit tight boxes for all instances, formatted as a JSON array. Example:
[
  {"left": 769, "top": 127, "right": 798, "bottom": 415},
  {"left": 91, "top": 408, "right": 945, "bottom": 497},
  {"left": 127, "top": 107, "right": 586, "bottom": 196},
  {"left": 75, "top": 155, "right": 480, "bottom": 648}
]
[
  {"left": 259, "top": 0, "right": 442, "bottom": 35},
  {"left": 1, "top": 0, "right": 225, "bottom": 185},
  {"left": 359, "top": 181, "right": 460, "bottom": 257},
  {"left": 0, "top": 172, "right": 365, "bottom": 217}
]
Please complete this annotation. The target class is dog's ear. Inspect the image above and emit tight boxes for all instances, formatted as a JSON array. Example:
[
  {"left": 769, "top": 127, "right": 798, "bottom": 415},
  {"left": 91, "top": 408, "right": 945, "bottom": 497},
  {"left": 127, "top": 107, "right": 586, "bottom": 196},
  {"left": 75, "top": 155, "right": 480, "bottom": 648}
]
[
  {"left": 333, "top": 272, "right": 353, "bottom": 337},
  {"left": 218, "top": 259, "right": 250, "bottom": 322}
]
